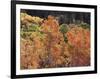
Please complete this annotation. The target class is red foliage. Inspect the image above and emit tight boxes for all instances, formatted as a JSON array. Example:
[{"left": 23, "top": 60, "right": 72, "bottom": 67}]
[
  {"left": 66, "top": 27, "right": 90, "bottom": 66},
  {"left": 20, "top": 14, "right": 91, "bottom": 69}
]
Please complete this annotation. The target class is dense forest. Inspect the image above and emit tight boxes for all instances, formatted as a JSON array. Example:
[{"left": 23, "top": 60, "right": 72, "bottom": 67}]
[
  {"left": 20, "top": 9, "right": 90, "bottom": 69},
  {"left": 21, "top": 9, "right": 90, "bottom": 25}
]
